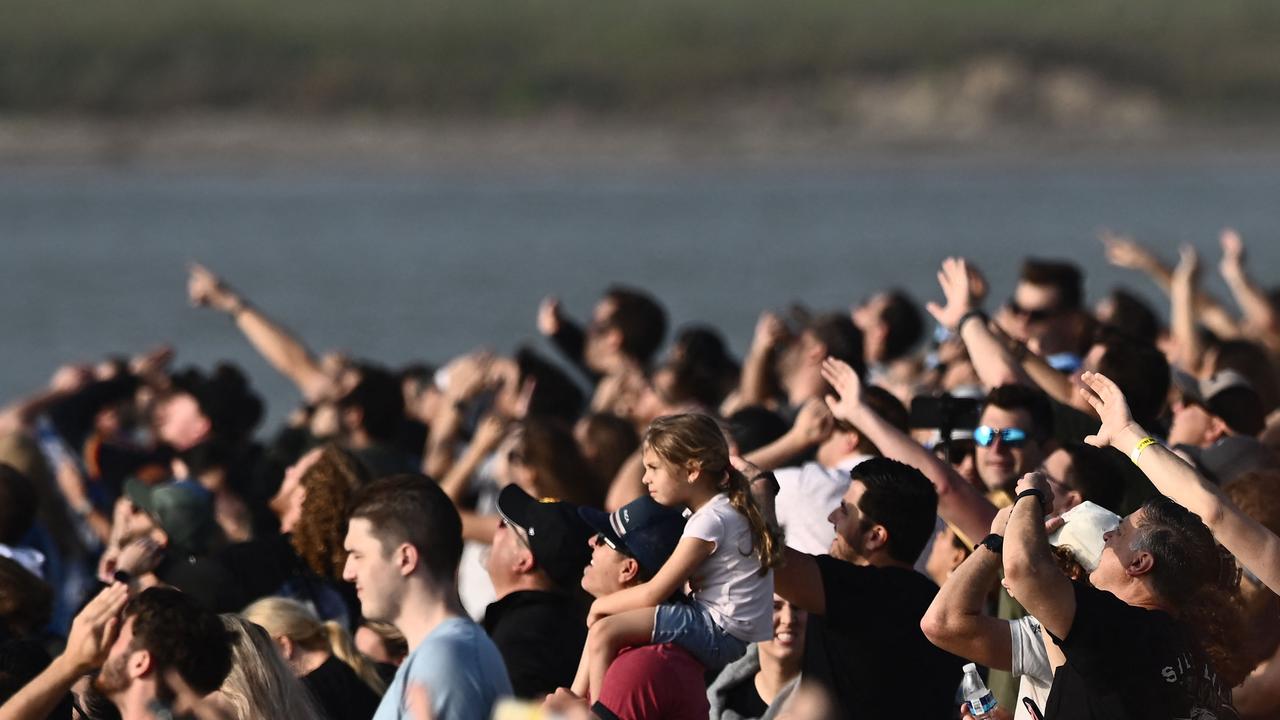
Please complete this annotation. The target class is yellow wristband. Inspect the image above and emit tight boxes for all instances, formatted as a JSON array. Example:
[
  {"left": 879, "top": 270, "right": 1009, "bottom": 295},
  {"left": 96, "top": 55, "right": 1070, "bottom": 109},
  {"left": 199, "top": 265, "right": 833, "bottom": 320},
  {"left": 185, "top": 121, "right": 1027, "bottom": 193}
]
[{"left": 1130, "top": 436, "right": 1158, "bottom": 464}]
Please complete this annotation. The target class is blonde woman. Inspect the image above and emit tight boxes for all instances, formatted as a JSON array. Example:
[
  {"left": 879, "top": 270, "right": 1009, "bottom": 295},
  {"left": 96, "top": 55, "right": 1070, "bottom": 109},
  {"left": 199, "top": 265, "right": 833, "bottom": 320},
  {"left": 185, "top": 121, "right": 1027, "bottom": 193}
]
[
  {"left": 244, "top": 597, "right": 384, "bottom": 720},
  {"left": 216, "top": 614, "right": 326, "bottom": 720}
]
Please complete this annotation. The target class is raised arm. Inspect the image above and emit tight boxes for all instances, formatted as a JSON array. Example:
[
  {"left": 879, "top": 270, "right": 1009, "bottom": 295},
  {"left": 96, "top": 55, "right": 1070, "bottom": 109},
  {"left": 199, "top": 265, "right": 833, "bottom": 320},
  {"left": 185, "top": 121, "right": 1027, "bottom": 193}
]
[
  {"left": 737, "top": 312, "right": 787, "bottom": 408},
  {"left": 926, "top": 257, "right": 1033, "bottom": 390},
  {"left": 1002, "top": 472, "right": 1076, "bottom": 640},
  {"left": 822, "top": 357, "right": 997, "bottom": 544},
  {"left": 188, "top": 264, "right": 332, "bottom": 403},
  {"left": 743, "top": 398, "right": 833, "bottom": 471},
  {"left": 1100, "top": 230, "right": 1239, "bottom": 339},
  {"left": 1080, "top": 371, "right": 1280, "bottom": 595},
  {"left": 921, "top": 507, "right": 1015, "bottom": 670},
  {"left": 1219, "top": 229, "right": 1279, "bottom": 339},
  {"left": 1169, "top": 244, "right": 1206, "bottom": 375}
]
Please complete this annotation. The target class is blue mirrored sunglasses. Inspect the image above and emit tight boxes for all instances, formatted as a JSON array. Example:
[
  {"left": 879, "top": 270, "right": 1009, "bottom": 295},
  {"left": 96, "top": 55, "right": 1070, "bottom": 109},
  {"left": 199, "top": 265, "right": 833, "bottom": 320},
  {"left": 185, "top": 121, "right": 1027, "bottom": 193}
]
[{"left": 973, "top": 425, "right": 1028, "bottom": 447}]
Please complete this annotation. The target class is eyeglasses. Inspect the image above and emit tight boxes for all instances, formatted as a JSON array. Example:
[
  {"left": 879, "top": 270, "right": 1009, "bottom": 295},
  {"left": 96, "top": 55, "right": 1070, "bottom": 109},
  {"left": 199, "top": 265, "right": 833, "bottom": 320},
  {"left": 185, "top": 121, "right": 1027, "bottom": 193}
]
[
  {"left": 973, "top": 426, "right": 1029, "bottom": 448},
  {"left": 501, "top": 518, "right": 533, "bottom": 549},
  {"left": 1007, "top": 298, "right": 1062, "bottom": 324}
]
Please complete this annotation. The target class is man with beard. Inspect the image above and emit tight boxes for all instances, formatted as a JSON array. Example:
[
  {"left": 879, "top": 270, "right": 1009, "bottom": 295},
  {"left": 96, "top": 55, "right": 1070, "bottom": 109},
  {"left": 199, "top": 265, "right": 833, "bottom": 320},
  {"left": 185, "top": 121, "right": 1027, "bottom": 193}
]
[
  {"left": 771, "top": 457, "right": 966, "bottom": 719},
  {"left": 0, "top": 585, "right": 232, "bottom": 719}
]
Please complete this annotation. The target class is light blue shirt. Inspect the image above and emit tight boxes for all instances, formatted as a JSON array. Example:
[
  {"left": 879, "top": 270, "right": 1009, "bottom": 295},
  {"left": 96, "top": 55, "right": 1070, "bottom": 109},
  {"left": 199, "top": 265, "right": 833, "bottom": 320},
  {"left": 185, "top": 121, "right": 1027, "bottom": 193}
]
[{"left": 373, "top": 617, "right": 512, "bottom": 720}]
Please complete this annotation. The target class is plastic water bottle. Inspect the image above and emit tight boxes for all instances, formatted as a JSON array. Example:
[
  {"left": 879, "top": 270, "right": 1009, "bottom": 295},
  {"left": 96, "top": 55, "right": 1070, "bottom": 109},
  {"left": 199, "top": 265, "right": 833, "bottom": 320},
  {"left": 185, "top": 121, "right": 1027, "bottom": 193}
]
[{"left": 960, "top": 662, "right": 998, "bottom": 719}]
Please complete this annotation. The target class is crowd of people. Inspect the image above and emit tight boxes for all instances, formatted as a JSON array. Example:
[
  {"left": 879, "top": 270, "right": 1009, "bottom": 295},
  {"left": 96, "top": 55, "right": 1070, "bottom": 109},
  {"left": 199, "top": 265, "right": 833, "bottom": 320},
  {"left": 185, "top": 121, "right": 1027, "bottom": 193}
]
[{"left": 2, "top": 228, "right": 1280, "bottom": 719}]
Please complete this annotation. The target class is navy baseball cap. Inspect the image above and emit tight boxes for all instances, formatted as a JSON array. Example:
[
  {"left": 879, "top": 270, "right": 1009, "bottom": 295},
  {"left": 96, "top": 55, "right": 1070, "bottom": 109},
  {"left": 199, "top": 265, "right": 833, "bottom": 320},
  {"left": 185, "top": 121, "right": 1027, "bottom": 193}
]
[
  {"left": 578, "top": 496, "right": 687, "bottom": 579},
  {"left": 497, "top": 485, "right": 593, "bottom": 591}
]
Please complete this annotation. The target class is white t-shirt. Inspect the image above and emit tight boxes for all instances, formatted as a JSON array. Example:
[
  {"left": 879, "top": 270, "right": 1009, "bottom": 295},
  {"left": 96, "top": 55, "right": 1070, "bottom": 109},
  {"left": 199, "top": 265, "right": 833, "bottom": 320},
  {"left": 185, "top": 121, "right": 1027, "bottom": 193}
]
[
  {"left": 1009, "top": 615, "right": 1053, "bottom": 720},
  {"left": 774, "top": 454, "right": 872, "bottom": 556},
  {"left": 682, "top": 493, "right": 774, "bottom": 643}
]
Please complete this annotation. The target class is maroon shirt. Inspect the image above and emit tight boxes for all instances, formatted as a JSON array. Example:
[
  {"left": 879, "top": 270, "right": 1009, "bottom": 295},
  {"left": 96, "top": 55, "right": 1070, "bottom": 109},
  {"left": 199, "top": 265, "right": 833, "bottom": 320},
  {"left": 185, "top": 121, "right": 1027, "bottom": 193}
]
[{"left": 593, "top": 644, "right": 709, "bottom": 720}]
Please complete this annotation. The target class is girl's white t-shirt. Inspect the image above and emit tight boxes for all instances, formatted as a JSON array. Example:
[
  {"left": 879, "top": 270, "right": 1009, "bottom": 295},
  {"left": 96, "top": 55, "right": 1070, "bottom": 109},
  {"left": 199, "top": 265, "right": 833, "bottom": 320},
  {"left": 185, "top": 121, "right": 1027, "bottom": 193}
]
[{"left": 682, "top": 493, "right": 774, "bottom": 643}]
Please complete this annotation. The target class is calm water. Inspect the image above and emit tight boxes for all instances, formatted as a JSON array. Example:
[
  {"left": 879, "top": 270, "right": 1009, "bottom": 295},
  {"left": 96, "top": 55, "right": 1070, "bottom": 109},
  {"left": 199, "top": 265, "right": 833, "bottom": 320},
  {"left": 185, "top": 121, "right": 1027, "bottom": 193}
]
[{"left": 2, "top": 157, "right": 1279, "bottom": 429}]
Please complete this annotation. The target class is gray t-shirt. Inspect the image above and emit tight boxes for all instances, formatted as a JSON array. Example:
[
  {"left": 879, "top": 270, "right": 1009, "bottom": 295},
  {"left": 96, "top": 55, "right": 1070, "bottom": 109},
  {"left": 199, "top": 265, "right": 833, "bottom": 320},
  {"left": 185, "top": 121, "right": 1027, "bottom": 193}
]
[
  {"left": 1010, "top": 615, "right": 1053, "bottom": 720},
  {"left": 373, "top": 616, "right": 513, "bottom": 720}
]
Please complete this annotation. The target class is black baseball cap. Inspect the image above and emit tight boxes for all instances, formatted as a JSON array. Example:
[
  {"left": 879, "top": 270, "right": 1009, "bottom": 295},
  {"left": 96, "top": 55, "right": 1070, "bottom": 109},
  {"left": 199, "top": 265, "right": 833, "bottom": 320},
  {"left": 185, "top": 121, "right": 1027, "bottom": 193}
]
[
  {"left": 578, "top": 496, "right": 687, "bottom": 579},
  {"left": 496, "top": 485, "right": 593, "bottom": 591}
]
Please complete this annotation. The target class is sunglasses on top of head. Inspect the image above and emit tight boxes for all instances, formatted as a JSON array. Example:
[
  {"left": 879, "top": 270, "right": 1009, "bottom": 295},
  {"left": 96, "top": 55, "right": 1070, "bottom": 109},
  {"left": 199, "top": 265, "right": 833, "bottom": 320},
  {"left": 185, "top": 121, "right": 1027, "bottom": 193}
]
[{"left": 973, "top": 425, "right": 1029, "bottom": 448}]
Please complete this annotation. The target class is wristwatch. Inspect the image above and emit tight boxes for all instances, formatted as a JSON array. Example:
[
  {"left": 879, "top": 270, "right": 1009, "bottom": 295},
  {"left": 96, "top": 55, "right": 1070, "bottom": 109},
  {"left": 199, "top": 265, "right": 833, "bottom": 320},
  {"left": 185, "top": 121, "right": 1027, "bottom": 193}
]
[
  {"left": 1015, "top": 488, "right": 1049, "bottom": 514},
  {"left": 974, "top": 533, "right": 1003, "bottom": 554}
]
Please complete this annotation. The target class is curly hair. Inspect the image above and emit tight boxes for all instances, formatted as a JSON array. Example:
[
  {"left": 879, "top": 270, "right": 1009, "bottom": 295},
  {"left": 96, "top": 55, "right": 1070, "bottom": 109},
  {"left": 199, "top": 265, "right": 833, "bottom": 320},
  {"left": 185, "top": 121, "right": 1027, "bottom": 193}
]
[{"left": 290, "top": 444, "right": 370, "bottom": 579}]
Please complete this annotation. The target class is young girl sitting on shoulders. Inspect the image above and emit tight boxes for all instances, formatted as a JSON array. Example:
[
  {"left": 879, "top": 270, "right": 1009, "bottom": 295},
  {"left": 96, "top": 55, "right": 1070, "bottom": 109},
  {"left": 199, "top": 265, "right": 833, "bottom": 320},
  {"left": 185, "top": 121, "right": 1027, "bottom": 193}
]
[{"left": 571, "top": 413, "right": 783, "bottom": 702}]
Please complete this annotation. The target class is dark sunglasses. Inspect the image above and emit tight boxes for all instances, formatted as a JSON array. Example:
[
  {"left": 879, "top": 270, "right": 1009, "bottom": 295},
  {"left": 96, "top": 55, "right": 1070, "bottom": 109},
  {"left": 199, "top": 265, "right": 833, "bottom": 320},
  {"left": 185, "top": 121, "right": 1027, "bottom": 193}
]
[
  {"left": 973, "top": 425, "right": 1029, "bottom": 448},
  {"left": 591, "top": 532, "right": 632, "bottom": 557},
  {"left": 1007, "top": 298, "right": 1062, "bottom": 324}
]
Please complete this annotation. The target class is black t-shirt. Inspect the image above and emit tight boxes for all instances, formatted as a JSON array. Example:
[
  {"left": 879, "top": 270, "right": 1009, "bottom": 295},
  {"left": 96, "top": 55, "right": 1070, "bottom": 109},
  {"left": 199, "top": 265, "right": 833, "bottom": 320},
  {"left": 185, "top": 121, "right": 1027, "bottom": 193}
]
[
  {"left": 723, "top": 677, "right": 769, "bottom": 719},
  {"left": 482, "top": 589, "right": 588, "bottom": 699},
  {"left": 303, "top": 655, "right": 382, "bottom": 720},
  {"left": 1045, "top": 583, "right": 1238, "bottom": 720},
  {"left": 803, "top": 555, "right": 965, "bottom": 720}
]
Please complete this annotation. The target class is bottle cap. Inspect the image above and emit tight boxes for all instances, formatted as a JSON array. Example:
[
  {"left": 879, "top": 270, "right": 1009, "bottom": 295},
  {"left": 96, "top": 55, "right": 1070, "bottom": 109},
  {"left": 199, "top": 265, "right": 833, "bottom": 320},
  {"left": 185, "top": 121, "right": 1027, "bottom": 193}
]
[{"left": 963, "top": 662, "right": 977, "bottom": 673}]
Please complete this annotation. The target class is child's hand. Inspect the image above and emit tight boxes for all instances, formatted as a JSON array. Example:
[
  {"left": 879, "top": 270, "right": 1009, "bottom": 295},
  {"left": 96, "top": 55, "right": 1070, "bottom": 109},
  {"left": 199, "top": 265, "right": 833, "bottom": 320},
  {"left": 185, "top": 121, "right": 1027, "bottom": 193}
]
[{"left": 587, "top": 601, "right": 607, "bottom": 628}]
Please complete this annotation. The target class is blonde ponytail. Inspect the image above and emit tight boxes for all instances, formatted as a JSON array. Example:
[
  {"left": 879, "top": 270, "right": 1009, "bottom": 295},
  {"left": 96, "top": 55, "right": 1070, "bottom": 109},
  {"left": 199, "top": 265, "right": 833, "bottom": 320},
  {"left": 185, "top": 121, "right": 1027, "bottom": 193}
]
[
  {"left": 323, "top": 620, "right": 387, "bottom": 695},
  {"left": 243, "top": 597, "right": 386, "bottom": 696}
]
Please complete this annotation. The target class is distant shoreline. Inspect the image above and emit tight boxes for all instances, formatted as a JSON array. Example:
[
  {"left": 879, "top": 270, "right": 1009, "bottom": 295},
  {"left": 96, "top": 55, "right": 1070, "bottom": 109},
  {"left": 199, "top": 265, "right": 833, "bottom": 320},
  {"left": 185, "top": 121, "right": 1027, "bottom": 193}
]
[{"left": 6, "top": 114, "right": 1280, "bottom": 171}]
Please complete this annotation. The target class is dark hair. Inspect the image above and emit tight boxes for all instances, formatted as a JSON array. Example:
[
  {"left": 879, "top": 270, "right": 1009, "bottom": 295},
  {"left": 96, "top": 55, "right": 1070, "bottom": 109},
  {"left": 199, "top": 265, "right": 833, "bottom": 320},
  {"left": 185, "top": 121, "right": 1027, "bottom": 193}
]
[
  {"left": 672, "top": 325, "right": 740, "bottom": 404},
  {"left": 850, "top": 457, "right": 938, "bottom": 564},
  {"left": 0, "top": 557, "right": 52, "bottom": 638},
  {"left": 124, "top": 587, "right": 234, "bottom": 696},
  {"left": 293, "top": 444, "right": 371, "bottom": 579},
  {"left": 727, "top": 406, "right": 790, "bottom": 455},
  {"left": 1211, "top": 340, "right": 1280, "bottom": 413},
  {"left": 0, "top": 638, "right": 56, "bottom": 708},
  {"left": 604, "top": 286, "right": 668, "bottom": 366},
  {"left": 577, "top": 413, "right": 640, "bottom": 490},
  {"left": 338, "top": 366, "right": 405, "bottom": 443},
  {"left": 984, "top": 385, "right": 1054, "bottom": 442},
  {"left": 0, "top": 464, "right": 37, "bottom": 544},
  {"left": 171, "top": 363, "right": 264, "bottom": 442},
  {"left": 1132, "top": 496, "right": 1249, "bottom": 686},
  {"left": 879, "top": 290, "right": 926, "bottom": 362},
  {"left": 515, "top": 347, "right": 586, "bottom": 424},
  {"left": 349, "top": 474, "right": 463, "bottom": 583},
  {"left": 518, "top": 416, "right": 605, "bottom": 507},
  {"left": 1059, "top": 443, "right": 1126, "bottom": 514},
  {"left": 840, "top": 386, "right": 909, "bottom": 456},
  {"left": 1207, "top": 386, "right": 1267, "bottom": 437},
  {"left": 1100, "top": 289, "right": 1160, "bottom": 346},
  {"left": 1020, "top": 258, "right": 1083, "bottom": 311},
  {"left": 807, "top": 313, "right": 865, "bottom": 379},
  {"left": 1094, "top": 338, "right": 1170, "bottom": 430}
]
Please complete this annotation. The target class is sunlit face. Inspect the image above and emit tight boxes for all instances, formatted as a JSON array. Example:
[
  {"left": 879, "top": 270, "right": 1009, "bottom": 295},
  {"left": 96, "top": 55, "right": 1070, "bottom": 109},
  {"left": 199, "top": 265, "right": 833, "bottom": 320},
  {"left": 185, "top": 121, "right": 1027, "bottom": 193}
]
[
  {"left": 270, "top": 447, "right": 323, "bottom": 533},
  {"left": 156, "top": 392, "right": 210, "bottom": 451},
  {"left": 1168, "top": 399, "right": 1215, "bottom": 448},
  {"left": 94, "top": 616, "right": 138, "bottom": 696},
  {"left": 584, "top": 298, "right": 619, "bottom": 371},
  {"left": 1089, "top": 508, "right": 1146, "bottom": 593},
  {"left": 975, "top": 405, "right": 1041, "bottom": 495},
  {"left": 828, "top": 481, "right": 871, "bottom": 564},
  {"left": 1008, "top": 281, "right": 1066, "bottom": 346},
  {"left": 581, "top": 533, "right": 635, "bottom": 598},
  {"left": 342, "top": 518, "right": 406, "bottom": 624},
  {"left": 641, "top": 446, "right": 689, "bottom": 508},
  {"left": 759, "top": 595, "right": 808, "bottom": 664},
  {"left": 1040, "top": 448, "right": 1081, "bottom": 515},
  {"left": 923, "top": 525, "right": 967, "bottom": 586},
  {"left": 487, "top": 517, "right": 533, "bottom": 582}
]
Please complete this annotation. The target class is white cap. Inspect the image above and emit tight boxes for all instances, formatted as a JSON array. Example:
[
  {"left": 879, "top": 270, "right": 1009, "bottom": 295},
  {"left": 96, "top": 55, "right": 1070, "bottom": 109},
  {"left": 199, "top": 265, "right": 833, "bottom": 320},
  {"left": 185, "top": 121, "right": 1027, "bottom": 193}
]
[
  {"left": 963, "top": 662, "right": 978, "bottom": 674},
  {"left": 1049, "top": 501, "right": 1121, "bottom": 574}
]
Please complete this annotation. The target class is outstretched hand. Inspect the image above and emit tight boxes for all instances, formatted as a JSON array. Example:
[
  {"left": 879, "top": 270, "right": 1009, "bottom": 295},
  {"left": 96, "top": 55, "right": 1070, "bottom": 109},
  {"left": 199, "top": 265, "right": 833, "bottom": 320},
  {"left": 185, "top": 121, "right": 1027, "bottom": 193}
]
[
  {"left": 820, "top": 357, "right": 863, "bottom": 421},
  {"left": 64, "top": 582, "right": 130, "bottom": 674},
  {"left": 1171, "top": 243, "right": 1200, "bottom": 286},
  {"left": 1219, "top": 228, "right": 1246, "bottom": 280},
  {"left": 187, "top": 263, "right": 241, "bottom": 313},
  {"left": 1098, "top": 229, "right": 1160, "bottom": 272},
  {"left": 925, "top": 257, "right": 978, "bottom": 331},
  {"left": 1077, "top": 371, "right": 1138, "bottom": 450},
  {"left": 537, "top": 296, "right": 562, "bottom": 337}
]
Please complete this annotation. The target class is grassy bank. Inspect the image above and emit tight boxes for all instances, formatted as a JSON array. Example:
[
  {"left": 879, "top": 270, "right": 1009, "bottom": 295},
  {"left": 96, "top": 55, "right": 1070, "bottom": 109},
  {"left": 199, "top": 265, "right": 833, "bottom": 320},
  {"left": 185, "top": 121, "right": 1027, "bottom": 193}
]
[{"left": 3, "top": 0, "right": 1280, "bottom": 116}]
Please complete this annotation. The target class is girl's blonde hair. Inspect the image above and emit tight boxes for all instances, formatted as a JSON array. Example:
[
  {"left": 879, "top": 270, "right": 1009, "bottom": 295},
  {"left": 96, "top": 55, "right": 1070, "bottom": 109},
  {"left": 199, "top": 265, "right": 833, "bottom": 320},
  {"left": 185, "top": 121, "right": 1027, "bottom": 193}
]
[
  {"left": 216, "top": 614, "right": 326, "bottom": 720},
  {"left": 643, "top": 413, "right": 783, "bottom": 573},
  {"left": 242, "top": 596, "right": 387, "bottom": 695}
]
